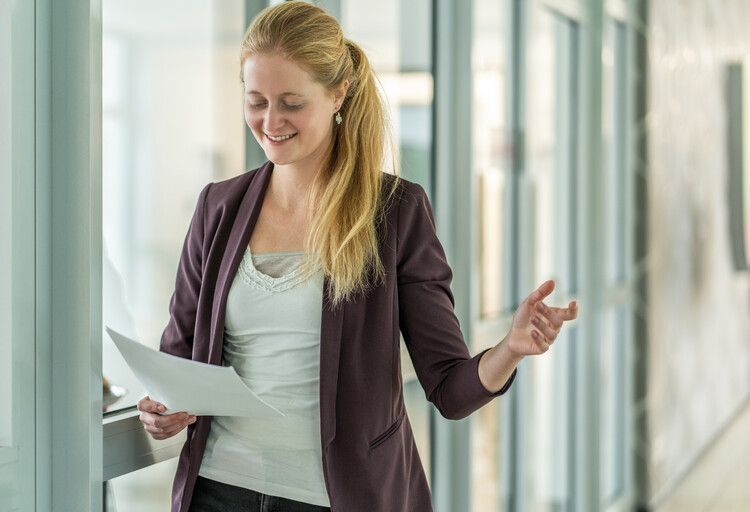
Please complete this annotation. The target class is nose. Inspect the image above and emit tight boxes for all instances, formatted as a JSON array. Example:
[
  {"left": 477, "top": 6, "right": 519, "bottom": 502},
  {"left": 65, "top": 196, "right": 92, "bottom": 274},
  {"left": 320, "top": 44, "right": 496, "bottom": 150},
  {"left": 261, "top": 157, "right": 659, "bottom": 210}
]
[{"left": 263, "top": 105, "right": 284, "bottom": 133}]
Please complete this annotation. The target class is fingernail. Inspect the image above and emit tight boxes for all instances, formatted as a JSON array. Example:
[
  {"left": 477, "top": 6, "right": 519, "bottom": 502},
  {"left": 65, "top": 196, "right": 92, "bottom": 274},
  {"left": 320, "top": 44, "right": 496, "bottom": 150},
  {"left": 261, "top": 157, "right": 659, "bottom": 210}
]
[
  {"left": 188, "top": 416, "right": 197, "bottom": 424},
  {"left": 157, "top": 405, "right": 166, "bottom": 413}
]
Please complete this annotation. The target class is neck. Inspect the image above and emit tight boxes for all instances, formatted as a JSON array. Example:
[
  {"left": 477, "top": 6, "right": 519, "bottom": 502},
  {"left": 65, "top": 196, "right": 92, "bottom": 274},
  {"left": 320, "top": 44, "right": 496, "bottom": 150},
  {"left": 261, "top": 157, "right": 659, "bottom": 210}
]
[{"left": 267, "top": 163, "right": 319, "bottom": 212}]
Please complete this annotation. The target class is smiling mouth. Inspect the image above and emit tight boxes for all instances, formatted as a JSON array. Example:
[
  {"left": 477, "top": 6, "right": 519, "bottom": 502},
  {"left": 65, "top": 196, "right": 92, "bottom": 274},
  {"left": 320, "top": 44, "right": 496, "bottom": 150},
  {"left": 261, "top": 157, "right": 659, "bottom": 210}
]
[{"left": 265, "top": 133, "right": 297, "bottom": 142}]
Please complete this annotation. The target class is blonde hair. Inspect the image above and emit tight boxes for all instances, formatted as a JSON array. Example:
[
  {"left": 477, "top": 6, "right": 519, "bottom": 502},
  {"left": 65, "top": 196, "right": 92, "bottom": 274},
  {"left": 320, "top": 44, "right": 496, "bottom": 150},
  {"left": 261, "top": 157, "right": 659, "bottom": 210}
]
[{"left": 241, "top": 1, "right": 397, "bottom": 305}]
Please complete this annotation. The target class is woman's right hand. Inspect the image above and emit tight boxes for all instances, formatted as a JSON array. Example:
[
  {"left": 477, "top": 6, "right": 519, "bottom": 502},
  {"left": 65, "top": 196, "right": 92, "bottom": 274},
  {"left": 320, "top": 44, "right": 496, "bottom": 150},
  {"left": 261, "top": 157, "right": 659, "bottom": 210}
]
[{"left": 138, "top": 396, "right": 196, "bottom": 440}]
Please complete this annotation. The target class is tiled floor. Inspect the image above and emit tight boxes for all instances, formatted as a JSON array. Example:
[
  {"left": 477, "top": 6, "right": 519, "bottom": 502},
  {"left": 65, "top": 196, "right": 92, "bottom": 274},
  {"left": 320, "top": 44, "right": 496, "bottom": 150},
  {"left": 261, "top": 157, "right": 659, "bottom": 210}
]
[{"left": 656, "top": 401, "right": 750, "bottom": 512}]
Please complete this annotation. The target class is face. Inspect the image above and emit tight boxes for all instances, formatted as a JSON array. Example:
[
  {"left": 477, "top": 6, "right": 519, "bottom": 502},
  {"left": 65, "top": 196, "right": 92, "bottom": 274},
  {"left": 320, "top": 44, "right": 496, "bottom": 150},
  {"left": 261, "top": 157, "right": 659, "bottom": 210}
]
[{"left": 242, "top": 53, "right": 345, "bottom": 173}]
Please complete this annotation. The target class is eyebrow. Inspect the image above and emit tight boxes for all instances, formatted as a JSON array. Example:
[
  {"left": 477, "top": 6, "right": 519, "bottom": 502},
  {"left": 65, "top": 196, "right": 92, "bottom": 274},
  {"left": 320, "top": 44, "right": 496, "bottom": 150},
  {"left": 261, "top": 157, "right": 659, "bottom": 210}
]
[{"left": 246, "top": 91, "right": 304, "bottom": 98}]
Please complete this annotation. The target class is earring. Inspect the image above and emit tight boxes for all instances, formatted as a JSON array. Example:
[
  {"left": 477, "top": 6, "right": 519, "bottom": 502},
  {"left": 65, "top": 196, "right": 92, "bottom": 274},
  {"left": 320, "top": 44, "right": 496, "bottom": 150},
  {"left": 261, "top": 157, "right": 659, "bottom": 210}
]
[{"left": 335, "top": 111, "right": 342, "bottom": 125}]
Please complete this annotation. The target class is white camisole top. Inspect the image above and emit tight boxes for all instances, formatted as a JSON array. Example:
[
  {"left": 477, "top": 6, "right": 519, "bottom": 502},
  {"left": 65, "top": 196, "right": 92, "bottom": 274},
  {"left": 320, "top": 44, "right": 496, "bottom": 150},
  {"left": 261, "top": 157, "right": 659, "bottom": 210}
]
[{"left": 198, "top": 247, "right": 329, "bottom": 507}]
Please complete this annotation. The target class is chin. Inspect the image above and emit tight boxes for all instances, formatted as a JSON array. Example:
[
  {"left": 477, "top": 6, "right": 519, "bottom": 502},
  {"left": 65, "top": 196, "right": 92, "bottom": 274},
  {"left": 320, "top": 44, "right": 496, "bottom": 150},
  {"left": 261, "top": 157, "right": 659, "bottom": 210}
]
[{"left": 263, "top": 152, "right": 295, "bottom": 166}]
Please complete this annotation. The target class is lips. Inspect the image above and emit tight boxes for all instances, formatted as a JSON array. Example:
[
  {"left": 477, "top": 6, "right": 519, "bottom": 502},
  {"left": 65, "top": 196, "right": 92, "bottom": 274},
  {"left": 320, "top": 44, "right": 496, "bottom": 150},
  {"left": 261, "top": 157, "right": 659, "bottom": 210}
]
[{"left": 265, "top": 133, "right": 297, "bottom": 142}]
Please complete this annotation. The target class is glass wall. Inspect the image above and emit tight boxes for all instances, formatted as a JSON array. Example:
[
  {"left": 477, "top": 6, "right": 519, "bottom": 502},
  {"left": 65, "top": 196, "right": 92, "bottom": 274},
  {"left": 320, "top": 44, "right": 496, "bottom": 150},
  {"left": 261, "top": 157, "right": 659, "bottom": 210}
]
[
  {"left": 600, "top": 16, "right": 631, "bottom": 509},
  {"left": 474, "top": 0, "right": 512, "bottom": 321},
  {"left": 524, "top": 5, "right": 580, "bottom": 510},
  {"left": 102, "top": 0, "right": 247, "bottom": 413},
  {"left": 603, "top": 20, "right": 628, "bottom": 286},
  {"left": 0, "top": 0, "right": 11, "bottom": 450},
  {"left": 340, "top": 0, "right": 434, "bottom": 190},
  {"left": 1, "top": 0, "right": 36, "bottom": 508},
  {"left": 470, "top": 0, "right": 512, "bottom": 510},
  {"left": 102, "top": 1, "right": 248, "bottom": 509}
]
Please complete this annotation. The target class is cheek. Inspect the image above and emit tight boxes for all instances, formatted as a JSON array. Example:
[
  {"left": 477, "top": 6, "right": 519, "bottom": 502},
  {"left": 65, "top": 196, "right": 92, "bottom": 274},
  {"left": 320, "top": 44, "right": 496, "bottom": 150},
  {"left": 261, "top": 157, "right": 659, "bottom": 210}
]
[{"left": 244, "top": 107, "right": 261, "bottom": 131}]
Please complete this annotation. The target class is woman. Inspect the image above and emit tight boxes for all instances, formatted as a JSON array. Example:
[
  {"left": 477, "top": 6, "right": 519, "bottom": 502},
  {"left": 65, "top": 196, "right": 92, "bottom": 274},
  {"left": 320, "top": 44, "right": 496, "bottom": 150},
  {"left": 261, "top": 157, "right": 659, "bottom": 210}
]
[{"left": 138, "top": 3, "right": 578, "bottom": 511}]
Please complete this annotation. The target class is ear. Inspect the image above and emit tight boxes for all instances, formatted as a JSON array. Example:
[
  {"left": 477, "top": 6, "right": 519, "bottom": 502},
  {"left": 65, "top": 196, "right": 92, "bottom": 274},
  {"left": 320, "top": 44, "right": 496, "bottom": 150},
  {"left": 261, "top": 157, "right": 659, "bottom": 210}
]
[{"left": 332, "top": 80, "right": 350, "bottom": 112}]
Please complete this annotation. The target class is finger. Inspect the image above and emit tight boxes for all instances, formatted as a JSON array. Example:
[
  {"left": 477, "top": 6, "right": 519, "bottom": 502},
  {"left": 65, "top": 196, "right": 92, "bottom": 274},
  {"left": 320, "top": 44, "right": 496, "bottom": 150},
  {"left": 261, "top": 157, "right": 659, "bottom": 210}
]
[
  {"left": 532, "top": 315, "right": 559, "bottom": 342},
  {"left": 565, "top": 301, "right": 579, "bottom": 320},
  {"left": 145, "top": 415, "right": 196, "bottom": 438},
  {"left": 140, "top": 410, "right": 190, "bottom": 430},
  {"left": 548, "top": 302, "right": 578, "bottom": 321},
  {"left": 535, "top": 302, "right": 564, "bottom": 330},
  {"left": 526, "top": 280, "right": 555, "bottom": 306},
  {"left": 531, "top": 330, "right": 551, "bottom": 352},
  {"left": 137, "top": 396, "right": 167, "bottom": 414}
]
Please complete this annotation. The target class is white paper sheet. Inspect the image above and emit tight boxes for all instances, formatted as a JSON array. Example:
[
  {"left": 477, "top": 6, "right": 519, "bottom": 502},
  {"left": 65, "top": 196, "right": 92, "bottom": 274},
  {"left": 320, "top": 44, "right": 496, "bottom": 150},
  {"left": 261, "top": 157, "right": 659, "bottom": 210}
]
[{"left": 107, "top": 327, "right": 284, "bottom": 418}]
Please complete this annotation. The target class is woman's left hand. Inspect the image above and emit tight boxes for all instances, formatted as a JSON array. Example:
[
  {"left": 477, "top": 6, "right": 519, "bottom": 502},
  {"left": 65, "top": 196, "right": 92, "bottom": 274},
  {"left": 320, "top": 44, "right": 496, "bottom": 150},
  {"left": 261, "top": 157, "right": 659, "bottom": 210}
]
[
  {"left": 478, "top": 280, "right": 578, "bottom": 392},
  {"left": 505, "top": 279, "right": 578, "bottom": 357}
]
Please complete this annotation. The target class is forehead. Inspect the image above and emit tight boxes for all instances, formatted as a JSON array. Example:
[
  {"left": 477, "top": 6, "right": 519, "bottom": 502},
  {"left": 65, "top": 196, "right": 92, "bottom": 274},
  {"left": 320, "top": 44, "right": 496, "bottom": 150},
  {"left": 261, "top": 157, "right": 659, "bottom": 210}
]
[{"left": 242, "top": 53, "right": 324, "bottom": 96}]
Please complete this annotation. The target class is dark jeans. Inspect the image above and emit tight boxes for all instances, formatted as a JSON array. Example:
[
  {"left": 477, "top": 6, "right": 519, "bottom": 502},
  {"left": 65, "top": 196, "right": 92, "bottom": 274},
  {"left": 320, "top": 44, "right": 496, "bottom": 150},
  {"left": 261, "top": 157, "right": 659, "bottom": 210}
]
[{"left": 189, "top": 476, "right": 331, "bottom": 512}]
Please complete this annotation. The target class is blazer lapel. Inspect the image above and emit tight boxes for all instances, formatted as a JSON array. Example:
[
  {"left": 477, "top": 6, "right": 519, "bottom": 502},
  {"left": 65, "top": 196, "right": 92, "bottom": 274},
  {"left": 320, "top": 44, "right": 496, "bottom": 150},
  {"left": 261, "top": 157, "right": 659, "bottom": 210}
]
[{"left": 208, "top": 162, "right": 273, "bottom": 365}]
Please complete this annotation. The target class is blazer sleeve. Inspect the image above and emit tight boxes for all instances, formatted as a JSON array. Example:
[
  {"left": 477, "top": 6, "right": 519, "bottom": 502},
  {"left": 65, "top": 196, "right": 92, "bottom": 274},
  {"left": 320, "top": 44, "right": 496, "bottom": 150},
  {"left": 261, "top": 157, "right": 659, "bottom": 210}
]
[
  {"left": 395, "top": 181, "right": 515, "bottom": 420},
  {"left": 160, "top": 184, "right": 211, "bottom": 359}
]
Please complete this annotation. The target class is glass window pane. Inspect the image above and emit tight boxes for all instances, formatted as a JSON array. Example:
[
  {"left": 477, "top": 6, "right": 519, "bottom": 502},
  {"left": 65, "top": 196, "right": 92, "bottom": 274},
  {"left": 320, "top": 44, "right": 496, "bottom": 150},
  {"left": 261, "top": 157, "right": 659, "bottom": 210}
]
[
  {"left": 524, "top": 8, "right": 579, "bottom": 510},
  {"left": 600, "top": 307, "right": 628, "bottom": 505},
  {"left": 527, "top": 11, "right": 578, "bottom": 295},
  {"left": 0, "top": 0, "right": 11, "bottom": 445},
  {"left": 102, "top": 0, "right": 247, "bottom": 413},
  {"left": 106, "top": 459, "right": 179, "bottom": 512},
  {"left": 471, "top": 400, "right": 503, "bottom": 512},
  {"left": 527, "top": 328, "right": 575, "bottom": 511},
  {"left": 471, "top": 1, "right": 511, "bottom": 510},
  {"left": 527, "top": 10, "right": 557, "bottom": 288},
  {"left": 341, "top": 0, "right": 434, "bottom": 194},
  {"left": 603, "top": 20, "right": 628, "bottom": 285},
  {"left": 474, "top": 0, "right": 511, "bottom": 320}
]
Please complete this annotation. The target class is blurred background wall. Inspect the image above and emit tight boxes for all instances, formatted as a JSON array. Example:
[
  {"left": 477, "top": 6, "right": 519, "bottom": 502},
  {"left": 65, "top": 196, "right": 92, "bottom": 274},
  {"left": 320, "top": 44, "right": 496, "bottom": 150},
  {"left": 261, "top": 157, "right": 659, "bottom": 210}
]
[{"left": 647, "top": 0, "right": 750, "bottom": 504}]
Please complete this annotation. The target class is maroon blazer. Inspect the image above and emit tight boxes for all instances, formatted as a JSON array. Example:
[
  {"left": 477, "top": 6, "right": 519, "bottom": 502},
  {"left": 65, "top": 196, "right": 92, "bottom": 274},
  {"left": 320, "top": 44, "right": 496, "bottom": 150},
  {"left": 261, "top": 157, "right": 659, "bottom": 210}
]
[{"left": 160, "top": 161, "right": 515, "bottom": 512}]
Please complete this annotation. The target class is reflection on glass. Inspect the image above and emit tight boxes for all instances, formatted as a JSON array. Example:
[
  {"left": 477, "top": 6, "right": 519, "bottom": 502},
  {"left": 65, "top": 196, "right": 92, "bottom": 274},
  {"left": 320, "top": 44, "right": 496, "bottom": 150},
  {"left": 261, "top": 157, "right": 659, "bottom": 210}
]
[
  {"left": 107, "top": 458, "right": 179, "bottom": 512},
  {"left": 341, "top": 0, "right": 434, "bottom": 474},
  {"left": 528, "top": 11, "right": 557, "bottom": 287},
  {"left": 341, "top": 0, "right": 433, "bottom": 193},
  {"left": 474, "top": 0, "right": 510, "bottom": 320},
  {"left": 471, "top": 0, "right": 510, "bottom": 510},
  {"left": 0, "top": 47, "right": 10, "bottom": 444},
  {"left": 603, "top": 21, "right": 628, "bottom": 284},
  {"left": 527, "top": 11, "right": 577, "bottom": 293},
  {"left": 102, "top": 0, "right": 246, "bottom": 410},
  {"left": 524, "top": 7, "right": 578, "bottom": 510},
  {"left": 471, "top": 400, "right": 502, "bottom": 512},
  {"left": 600, "top": 307, "right": 628, "bottom": 505}
]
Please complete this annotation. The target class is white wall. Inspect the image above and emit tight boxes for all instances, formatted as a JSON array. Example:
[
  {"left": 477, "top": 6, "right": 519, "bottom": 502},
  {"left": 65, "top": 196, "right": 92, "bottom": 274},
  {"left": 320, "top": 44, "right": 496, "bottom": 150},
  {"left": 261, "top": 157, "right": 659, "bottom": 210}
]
[
  {"left": 648, "top": 0, "right": 750, "bottom": 500},
  {"left": 0, "top": 0, "right": 13, "bottom": 448}
]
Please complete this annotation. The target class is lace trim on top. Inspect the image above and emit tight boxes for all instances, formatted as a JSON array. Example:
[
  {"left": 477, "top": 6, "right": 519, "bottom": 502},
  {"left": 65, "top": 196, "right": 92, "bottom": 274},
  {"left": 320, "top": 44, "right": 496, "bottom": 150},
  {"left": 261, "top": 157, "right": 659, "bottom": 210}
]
[{"left": 236, "top": 246, "right": 310, "bottom": 293}]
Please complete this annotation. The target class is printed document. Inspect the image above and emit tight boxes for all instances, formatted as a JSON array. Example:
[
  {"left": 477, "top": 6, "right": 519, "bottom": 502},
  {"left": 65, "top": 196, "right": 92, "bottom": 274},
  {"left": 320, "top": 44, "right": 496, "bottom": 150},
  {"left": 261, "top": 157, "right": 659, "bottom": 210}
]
[{"left": 107, "top": 327, "right": 284, "bottom": 418}]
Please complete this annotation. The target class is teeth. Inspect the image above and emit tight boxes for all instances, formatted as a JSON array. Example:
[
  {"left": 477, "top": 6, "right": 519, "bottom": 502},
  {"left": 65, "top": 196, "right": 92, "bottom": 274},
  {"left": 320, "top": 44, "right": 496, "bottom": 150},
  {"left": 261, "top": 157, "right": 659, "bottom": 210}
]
[{"left": 267, "top": 133, "right": 295, "bottom": 142}]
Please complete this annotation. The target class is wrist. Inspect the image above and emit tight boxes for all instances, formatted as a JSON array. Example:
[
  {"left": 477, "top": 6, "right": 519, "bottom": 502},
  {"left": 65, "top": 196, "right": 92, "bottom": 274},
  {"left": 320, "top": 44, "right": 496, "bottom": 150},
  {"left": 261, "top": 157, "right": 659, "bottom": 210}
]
[{"left": 478, "top": 339, "right": 524, "bottom": 393}]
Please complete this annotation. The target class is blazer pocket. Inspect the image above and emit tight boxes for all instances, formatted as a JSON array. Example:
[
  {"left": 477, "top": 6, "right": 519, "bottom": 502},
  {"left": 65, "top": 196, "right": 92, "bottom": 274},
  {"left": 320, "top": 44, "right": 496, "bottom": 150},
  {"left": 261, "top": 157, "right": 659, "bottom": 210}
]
[{"left": 369, "top": 412, "right": 405, "bottom": 451}]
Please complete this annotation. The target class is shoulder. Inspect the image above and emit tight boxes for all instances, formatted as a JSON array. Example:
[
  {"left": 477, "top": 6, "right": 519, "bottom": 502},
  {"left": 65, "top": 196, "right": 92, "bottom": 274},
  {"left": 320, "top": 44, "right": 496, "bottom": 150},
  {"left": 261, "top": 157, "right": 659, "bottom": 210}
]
[
  {"left": 380, "top": 173, "right": 434, "bottom": 230},
  {"left": 381, "top": 173, "right": 430, "bottom": 214}
]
